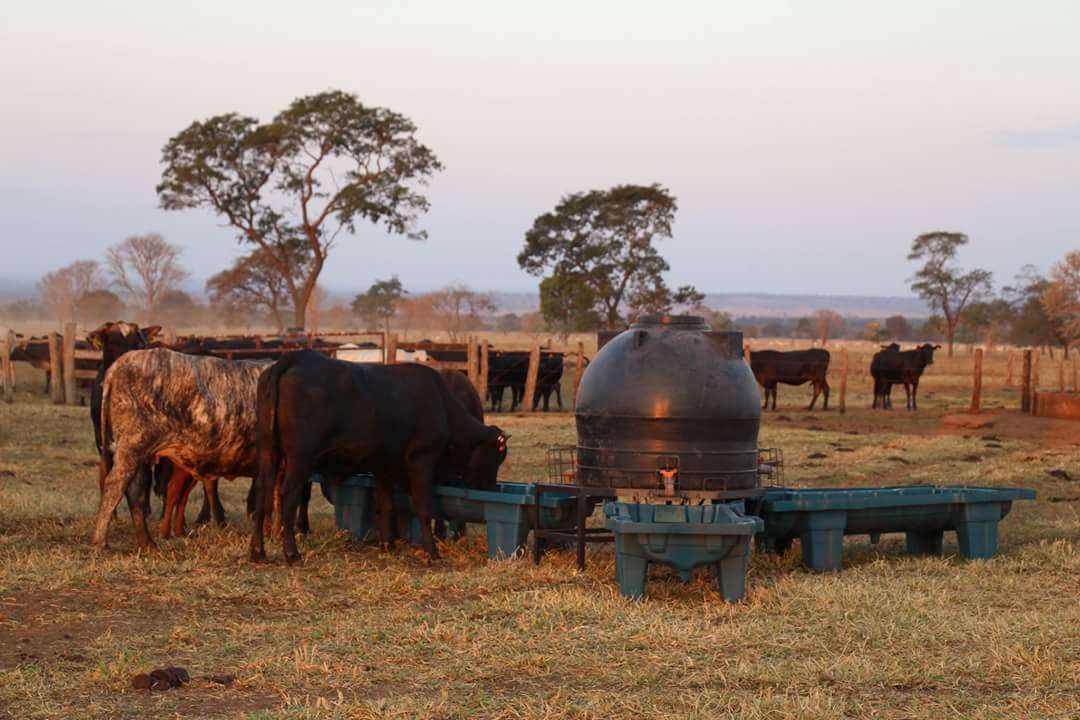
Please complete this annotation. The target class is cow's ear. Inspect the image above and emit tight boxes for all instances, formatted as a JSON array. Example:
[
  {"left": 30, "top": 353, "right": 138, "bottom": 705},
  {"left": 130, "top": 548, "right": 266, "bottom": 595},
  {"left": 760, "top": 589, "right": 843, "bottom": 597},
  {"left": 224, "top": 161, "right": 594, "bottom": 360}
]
[
  {"left": 934, "top": 344, "right": 941, "bottom": 350},
  {"left": 143, "top": 325, "right": 163, "bottom": 341},
  {"left": 88, "top": 331, "right": 104, "bottom": 350}
]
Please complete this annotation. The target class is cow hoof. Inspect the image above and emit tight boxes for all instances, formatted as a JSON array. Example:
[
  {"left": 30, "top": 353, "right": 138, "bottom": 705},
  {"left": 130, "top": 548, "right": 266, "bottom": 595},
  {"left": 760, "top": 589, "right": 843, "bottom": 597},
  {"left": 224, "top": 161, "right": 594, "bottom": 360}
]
[
  {"left": 249, "top": 549, "right": 267, "bottom": 563},
  {"left": 285, "top": 553, "right": 304, "bottom": 566}
]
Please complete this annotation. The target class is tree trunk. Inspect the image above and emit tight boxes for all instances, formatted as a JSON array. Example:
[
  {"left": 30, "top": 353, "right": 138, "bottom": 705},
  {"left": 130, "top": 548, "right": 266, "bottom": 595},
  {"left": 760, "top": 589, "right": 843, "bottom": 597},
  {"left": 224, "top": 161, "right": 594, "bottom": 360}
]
[
  {"left": 946, "top": 325, "right": 955, "bottom": 357},
  {"left": 293, "top": 291, "right": 308, "bottom": 330}
]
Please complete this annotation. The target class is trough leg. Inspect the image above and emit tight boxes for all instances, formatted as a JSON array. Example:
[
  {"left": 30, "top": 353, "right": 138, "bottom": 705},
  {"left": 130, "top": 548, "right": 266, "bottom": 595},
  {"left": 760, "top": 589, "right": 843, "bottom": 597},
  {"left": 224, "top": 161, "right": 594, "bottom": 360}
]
[
  {"left": 955, "top": 503, "right": 1002, "bottom": 559},
  {"left": 713, "top": 537, "right": 752, "bottom": 603},
  {"left": 615, "top": 547, "right": 649, "bottom": 600},
  {"left": 905, "top": 529, "right": 944, "bottom": 556},
  {"left": 799, "top": 511, "right": 846, "bottom": 572}
]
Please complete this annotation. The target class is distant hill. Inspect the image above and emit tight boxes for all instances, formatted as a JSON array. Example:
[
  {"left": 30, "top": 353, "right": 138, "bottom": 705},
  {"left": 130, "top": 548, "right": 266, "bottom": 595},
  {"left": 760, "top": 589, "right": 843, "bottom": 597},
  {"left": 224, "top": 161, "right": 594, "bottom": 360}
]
[{"left": 489, "top": 291, "right": 930, "bottom": 319}]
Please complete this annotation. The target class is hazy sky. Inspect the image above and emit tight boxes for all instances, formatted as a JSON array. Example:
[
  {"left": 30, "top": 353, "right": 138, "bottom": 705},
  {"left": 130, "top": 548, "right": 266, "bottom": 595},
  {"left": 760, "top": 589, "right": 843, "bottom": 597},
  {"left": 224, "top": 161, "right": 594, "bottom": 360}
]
[{"left": 2, "top": 1, "right": 1078, "bottom": 297}]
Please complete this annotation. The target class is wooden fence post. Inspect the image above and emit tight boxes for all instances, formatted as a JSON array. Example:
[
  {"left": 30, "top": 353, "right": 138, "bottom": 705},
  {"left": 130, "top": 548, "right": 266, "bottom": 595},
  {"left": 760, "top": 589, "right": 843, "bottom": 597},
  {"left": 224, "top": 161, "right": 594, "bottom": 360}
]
[
  {"left": 63, "top": 321, "right": 77, "bottom": 406},
  {"left": 48, "top": 332, "right": 64, "bottom": 404},
  {"left": 1005, "top": 352, "right": 1014, "bottom": 386},
  {"left": 1, "top": 332, "right": 12, "bottom": 403},
  {"left": 1021, "top": 349, "right": 1032, "bottom": 413},
  {"left": 523, "top": 345, "right": 540, "bottom": 413},
  {"left": 478, "top": 339, "right": 489, "bottom": 405},
  {"left": 163, "top": 326, "right": 176, "bottom": 346},
  {"left": 572, "top": 340, "right": 586, "bottom": 406},
  {"left": 838, "top": 347, "right": 848, "bottom": 414},
  {"left": 1058, "top": 359, "right": 1066, "bottom": 392},
  {"left": 385, "top": 334, "right": 397, "bottom": 364},
  {"left": 969, "top": 348, "right": 983, "bottom": 414},
  {"left": 1032, "top": 351, "right": 1040, "bottom": 388},
  {"left": 466, "top": 336, "right": 479, "bottom": 390}
]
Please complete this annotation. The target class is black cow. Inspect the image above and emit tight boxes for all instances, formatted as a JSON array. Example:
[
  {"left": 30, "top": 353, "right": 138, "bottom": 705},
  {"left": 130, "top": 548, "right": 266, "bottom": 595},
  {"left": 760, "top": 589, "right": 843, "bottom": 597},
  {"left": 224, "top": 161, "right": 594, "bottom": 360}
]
[
  {"left": 872, "top": 343, "right": 901, "bottom": 409},
  {"left": 749, "top": 349, "right": 831, "bottom": 411},
  {"left": 486, "top": 351, "right": 564, "bottom": 412},
  {"left": 249, "top": 351, "right": 508, "bottom": 564},
  {"left": 870, "top": 343, "right": 940, "bottom": 410}
]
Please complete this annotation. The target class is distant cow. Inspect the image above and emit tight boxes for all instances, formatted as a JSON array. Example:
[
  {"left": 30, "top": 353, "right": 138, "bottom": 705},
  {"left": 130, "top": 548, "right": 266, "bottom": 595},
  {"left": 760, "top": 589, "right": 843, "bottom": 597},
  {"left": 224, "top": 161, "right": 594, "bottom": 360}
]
[
  {"left": 486, "top": 351, "right": 564, "bottom": 412},
  {"left": 749, "top": 349, "right": 831, "bottom": 411},
  {"left": 872, "top": 343, "right": 901, "bottom": 409},
  {"left": 92, "top": 349, "right": 268, "bottom": 550},
  {"left": 249, "top": 351, "right": 508, "bottom": 564},
  {"left": 870, "top": 344, "right": 940, "bottom": 410},
  {"left": 336, "top": 343, "right": 429, "bottom": 364}
]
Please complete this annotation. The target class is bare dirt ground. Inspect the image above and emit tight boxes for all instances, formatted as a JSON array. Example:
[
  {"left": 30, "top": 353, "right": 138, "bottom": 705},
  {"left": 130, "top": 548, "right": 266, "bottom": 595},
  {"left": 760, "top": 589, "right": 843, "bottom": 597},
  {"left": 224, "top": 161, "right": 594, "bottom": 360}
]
[{"left": 1, "top": 347, "right": 1078, "bottom": 719}]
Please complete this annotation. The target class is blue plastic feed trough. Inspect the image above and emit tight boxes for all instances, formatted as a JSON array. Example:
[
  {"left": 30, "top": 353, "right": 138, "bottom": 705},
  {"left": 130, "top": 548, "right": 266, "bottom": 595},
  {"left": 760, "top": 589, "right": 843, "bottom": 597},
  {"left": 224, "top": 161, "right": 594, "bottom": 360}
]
[
  {"left": 318, "top": 476, "right": 581, "bottom": 559},
  {"left": 604, "top": 501, "right": 763, "bottom": 602},
  {"left": 755, "top": 484, "right": 1036, "bottom": 572}
]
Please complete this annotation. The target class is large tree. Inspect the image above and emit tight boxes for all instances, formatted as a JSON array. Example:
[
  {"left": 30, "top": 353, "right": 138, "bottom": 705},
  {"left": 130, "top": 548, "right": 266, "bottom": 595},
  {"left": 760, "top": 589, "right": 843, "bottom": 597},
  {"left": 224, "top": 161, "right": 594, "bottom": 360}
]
[
  {"left": 352, "top": 276, "right": 406, "bottom": 335},
  {"left": 960, "top": 298, "right": 1014, "bottom": 353},
  {"left": 106, "top": 233, "right": 188, "bottom": 324},
  {"left": 427, "top": 285, "right": 494, "bottom": 342},
  {"left": 157, "top": 90, "right": 443, "bottom": 329},
  {"left": 907, "top": 231, "right": 992, "bottom": 357},
  {"left": 206, "top": 246, "right": 304, "bottom": 331},
  {"left": 518, "top": 184, "right": 677, "bottom": 329},
  {"left": 1041, "top": 251, "right": 1080, "bottom": 351}
]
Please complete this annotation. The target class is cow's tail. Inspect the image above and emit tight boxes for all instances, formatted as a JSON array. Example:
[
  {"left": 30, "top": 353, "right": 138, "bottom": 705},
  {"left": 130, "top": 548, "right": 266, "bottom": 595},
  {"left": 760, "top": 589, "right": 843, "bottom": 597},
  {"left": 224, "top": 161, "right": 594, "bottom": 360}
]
[
  {"left": 98, "top": 371, "right": 115, "bottom": 496},
  {"left": 255, "top": 352, "right": 305, "bottom": 519}
]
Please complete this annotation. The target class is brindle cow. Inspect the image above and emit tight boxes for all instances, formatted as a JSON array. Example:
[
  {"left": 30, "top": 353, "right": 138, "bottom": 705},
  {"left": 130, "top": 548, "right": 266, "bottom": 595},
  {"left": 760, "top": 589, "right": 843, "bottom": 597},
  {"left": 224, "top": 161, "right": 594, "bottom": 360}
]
[{"left": 93, "top": 348, "right": 269, "bottom": 550}]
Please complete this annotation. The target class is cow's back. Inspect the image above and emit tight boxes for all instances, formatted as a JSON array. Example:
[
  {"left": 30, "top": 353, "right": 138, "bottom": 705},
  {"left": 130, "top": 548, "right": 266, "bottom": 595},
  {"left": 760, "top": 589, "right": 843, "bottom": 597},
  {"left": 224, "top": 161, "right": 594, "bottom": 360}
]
[{"left": 103, "top": 348, "right": 267, "bottom": 476}]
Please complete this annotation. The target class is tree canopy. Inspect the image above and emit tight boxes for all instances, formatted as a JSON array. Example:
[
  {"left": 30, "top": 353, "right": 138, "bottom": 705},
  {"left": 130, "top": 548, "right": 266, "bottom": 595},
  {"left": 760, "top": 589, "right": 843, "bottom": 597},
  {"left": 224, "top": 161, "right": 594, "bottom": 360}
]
[
  {"left": 158, "top": 90, "right": 442, "bottom": 329},
  {"left": 518, "top": 184, "right": 678, "bottom": 329},
  {"left": 907, "top": 231, "right": 992, "bottom": 356},
  {"left": 352, "top": 276, "right": 406, "bottom": 334}
]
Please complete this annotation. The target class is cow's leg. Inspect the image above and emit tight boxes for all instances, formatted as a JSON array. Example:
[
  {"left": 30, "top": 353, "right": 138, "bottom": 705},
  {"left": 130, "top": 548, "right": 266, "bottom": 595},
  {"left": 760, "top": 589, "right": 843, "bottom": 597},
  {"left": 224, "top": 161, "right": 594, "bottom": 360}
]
[
  {"left": 200, "top": 476, "right": 225, "bottom": 527},
  {"left": 406, "top": 458, "right": 440, "bottom": 561},
  {"left": 249, "top": 460, "right": 281, "bottom": 563},
  {"left": 297, "top": 481, "right": 312, "bottom": 535},
  {"left": 910, "top": 378, "right": 920, "bottom": 411},
  {"left": 903, "top": 383, "right": 913, "bottom": 411},
  {"left": 175, "top": 474, "right": 199, "bottom": 537},
  {"left": 125, "top": 464, "right": 155, "bottom": 550},
  {"left": 555, "top": 384, "right": 563, "bottom": 410},
  {"left": 808, "top": 382, "right": 820, "bottom": 411},
  {"left": 771, "top": 385, "right": 778, "bottom": 411},
  {"left": 279, "top": 462, "right": 311, "bottom": 565},
  {"left": 821, "top": 379, "right": 830, "bottom": 410},
  {"left": 92, "top": 447, "right": 142, "bottom": 549},
  {"left": 161, "top": 465, "right": 187, "bottom": 539}
]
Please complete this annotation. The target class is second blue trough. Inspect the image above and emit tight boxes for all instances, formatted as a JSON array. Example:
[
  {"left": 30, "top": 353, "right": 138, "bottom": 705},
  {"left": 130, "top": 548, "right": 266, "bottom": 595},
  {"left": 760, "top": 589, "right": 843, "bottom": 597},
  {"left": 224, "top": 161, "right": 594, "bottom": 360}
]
[
  {"left": 754, "top": 484, "right": 1036, "bottom": 571},
  {"left": 318, "top": 475, "right": 580, "bottom": 559}
]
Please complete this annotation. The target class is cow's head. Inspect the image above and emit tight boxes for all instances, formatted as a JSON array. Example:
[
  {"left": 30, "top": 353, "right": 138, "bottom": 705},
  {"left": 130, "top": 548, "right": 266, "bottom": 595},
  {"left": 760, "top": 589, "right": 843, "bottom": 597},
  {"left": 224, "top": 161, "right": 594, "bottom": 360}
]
[
  {"left": 917, "top": 343, "right": 940, "bottom": 365},
  {"left": 87, "top": 322, "right": 162, "bottom": 359},
  {"left": 464, "top": 427, "right": 510, "bottom": 491}
]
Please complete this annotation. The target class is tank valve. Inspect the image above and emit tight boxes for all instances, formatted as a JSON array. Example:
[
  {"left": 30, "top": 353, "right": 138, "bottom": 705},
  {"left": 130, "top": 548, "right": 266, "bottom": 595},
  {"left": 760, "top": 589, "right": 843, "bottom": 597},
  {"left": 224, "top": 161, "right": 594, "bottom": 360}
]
[{"left": 658, "top": 467, "right": 679, "bottom": 497}]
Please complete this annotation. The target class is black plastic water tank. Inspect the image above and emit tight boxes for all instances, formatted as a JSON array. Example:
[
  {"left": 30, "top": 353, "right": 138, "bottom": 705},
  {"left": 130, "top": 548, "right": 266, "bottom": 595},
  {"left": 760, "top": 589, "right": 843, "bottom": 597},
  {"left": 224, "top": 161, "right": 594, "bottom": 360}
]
[{"left": 575, "top": 315, "right": 761, "bottom": 498}]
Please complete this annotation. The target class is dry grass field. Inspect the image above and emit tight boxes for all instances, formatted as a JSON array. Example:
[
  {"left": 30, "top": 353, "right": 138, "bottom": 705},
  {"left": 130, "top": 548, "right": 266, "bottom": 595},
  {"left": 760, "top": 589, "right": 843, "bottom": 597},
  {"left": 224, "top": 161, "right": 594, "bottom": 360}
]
[{"left": 1, "top": 343, "right": 1078, "bottom": 719}]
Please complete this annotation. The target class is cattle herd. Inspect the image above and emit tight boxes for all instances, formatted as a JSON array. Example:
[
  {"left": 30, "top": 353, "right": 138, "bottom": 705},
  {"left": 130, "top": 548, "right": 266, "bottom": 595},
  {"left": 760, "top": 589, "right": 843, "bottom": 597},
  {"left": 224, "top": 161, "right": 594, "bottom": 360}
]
[{"left": 2, "top": 321, "right": 944, "bottom": 561}]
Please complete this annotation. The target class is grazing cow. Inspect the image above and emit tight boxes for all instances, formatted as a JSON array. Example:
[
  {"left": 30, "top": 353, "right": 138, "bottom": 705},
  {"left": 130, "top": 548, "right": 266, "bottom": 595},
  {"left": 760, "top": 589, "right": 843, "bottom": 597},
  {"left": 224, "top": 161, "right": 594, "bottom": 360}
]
[
  {"left": 870, "top": 344, "right": 940, "bottom": 410},
  {"left": 249, "top": 351, "right": 508, "bottom": 564},
  {"left": 92, "top": 349, "right": 268, "bottom": 550},
  {"left": 749, "top": 349, "right": 831, "bottom": 411}
]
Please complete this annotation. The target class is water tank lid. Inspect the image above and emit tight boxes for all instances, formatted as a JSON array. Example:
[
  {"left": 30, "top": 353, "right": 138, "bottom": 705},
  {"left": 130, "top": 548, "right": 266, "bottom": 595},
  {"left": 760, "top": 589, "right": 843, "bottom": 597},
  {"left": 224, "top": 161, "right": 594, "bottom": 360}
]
[{"left": 631, "top": 314, "right": 707, "bottom": 329}]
